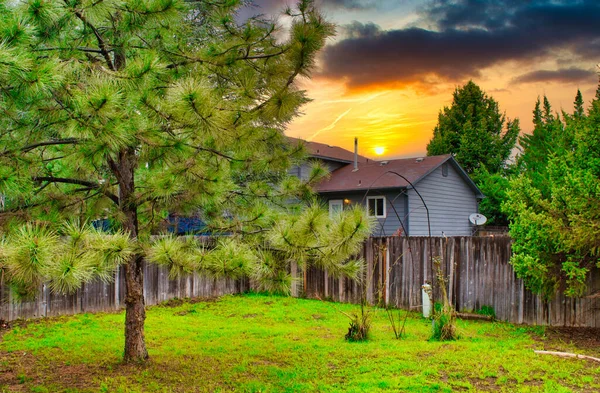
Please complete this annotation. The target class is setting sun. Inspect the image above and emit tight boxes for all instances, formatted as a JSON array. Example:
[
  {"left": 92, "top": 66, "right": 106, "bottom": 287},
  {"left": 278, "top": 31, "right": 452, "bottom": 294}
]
[{"left": 375, "top": 147, "right": 385, "bottom": 156}]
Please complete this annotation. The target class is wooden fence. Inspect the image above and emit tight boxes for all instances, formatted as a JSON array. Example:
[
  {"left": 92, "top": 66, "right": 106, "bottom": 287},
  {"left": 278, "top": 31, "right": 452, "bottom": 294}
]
[
  {"left": 0, "top": 263, "right": 247, "bottom": 321},
  {"left": 303, "top": 236, "right": 600, "bottom": 327},
  {"left": 3, "top": 236, "right": 600, "bottom": 327}
]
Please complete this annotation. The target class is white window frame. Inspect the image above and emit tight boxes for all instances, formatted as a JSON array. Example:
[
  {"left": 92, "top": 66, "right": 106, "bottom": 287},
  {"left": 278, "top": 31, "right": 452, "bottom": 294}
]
[
  {"left": 366, "top": 196, "right": 386, "bottom": 218},
  {"left": 329, "top": 199, "right": 344, "bottom": 217}
]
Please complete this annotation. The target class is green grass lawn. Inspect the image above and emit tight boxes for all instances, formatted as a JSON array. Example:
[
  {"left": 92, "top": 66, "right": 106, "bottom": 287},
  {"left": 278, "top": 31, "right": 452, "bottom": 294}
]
[{"left": 1, "top": 293, "right": 599, "bottom": 392}]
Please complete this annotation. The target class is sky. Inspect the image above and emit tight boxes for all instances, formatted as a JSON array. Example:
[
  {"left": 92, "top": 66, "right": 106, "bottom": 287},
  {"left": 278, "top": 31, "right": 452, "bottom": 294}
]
[{"left": 241, "top": 0, "right": 600, "bottom": 159}]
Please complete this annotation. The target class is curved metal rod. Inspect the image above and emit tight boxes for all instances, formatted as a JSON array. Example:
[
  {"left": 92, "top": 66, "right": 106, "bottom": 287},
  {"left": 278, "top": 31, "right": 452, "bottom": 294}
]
[{"left": 361, "top": 170, "right": 434, "bottom": 292}]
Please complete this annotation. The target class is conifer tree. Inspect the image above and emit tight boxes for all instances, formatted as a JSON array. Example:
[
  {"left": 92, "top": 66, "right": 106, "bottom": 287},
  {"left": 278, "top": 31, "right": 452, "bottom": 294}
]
[
  {"left": 426, "top": 81, "right": 519, "bottom": 174},
  {"left": 0, "top": 0, "right": 371, "bottom": 362},
  {"left": 426, "top": 81, "right": 519, "bottom": 225},
  {"left": 505, "top": 82, "right": 600, "bottom": 299},
  {"left": 574, "top": 89, "right": 584, "bottom": 119}
]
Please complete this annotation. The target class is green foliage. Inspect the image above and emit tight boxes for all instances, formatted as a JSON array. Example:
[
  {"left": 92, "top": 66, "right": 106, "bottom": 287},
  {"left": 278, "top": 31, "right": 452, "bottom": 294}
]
[
  {"left": 426, "top": 81, "right": 519, "bottom": 224},
  {"left": 146, "top": 203, "right": 372, "bottom": 295},
  {"left": 0, "top": 0, "right": 371, "bottom": 295},
  {"left": 0, "top": 222, "right": 133, "bottom": 299},
  {"left": 476, "top": 305, "right": 496, "bottom": 320},
  {"left": 473, "top": 167, "right": 512, "bottom": 226},
  {"left": 431, "top": 311, "right": 457, "bottom": 341},
  {"left": 146, "top": 235, "right": 205, "bottom": 279},
  {"left": 427, "top": 81, "right": 520, "bottom": 175},
  {"left": 344, "top": 303, "right": 371, "bottom": 342},
  {"left": 0, "top": 0, "right": 372, "bottom": 360},
  {"left": 516, "top": 97, "right": 571, "bottom": 197},
  {"left": 505, "top": 85, "right": 600, "bottom": 299}
]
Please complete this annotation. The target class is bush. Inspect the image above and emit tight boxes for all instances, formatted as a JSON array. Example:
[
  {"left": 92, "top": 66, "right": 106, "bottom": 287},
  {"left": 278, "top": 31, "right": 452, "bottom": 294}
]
[
  {"left": 345, "top": 304, "right": 370, "bottom": 342},
  {"left": 476, "top": 305, "right": 496, "bottom": 320},
  {"left": 431, "top": 310, "right": 457, "bottom": 341},
  {"left": 430, "top": 257, "right": 459, "bottom": 341}
]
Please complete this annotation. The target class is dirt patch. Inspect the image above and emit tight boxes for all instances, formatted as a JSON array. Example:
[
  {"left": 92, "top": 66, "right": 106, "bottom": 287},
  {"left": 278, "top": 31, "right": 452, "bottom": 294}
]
[
  {"left": 533, "top": 327, "right": 600, "bottom": 357},
  {"left": 0, "top": 351, "right": 100, "bottom": 392}
]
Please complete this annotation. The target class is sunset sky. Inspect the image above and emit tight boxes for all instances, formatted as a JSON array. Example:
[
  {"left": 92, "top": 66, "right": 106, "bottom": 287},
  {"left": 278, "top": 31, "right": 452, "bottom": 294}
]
[{"left": 241, "top": 0, "right": 600, "bottom": 159}]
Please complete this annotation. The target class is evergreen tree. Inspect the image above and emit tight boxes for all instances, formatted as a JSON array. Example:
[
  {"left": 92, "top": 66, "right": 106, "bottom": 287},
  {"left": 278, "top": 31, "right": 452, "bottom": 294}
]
[
  {"left": 426, "top": 81, "right": 519, "bottom": 225},
  {"left": 504, "top": 85, "right": 600, "bottom": 299},
  {"left": 0, "top": 0, "right": 372, "bottom": 362},
  {"left": 517, "top": 96, "right": 568, "bottom": 197},
  {"left": 574, "top": 89, "right": 584, "bottom": 119},
  {"left": 426, "top": 81, "right": 520, "bottom": 174}
]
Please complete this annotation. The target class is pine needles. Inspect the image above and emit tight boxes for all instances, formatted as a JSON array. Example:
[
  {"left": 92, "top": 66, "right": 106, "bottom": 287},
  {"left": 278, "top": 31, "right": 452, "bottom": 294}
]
[{"left": 0, "top": 222, "right": 134, "bottom": 300}]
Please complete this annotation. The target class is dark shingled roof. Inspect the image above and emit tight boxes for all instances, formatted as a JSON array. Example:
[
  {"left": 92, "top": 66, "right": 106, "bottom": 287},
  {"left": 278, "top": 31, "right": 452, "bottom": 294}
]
[
  {"left": 288, "top": 137, "right": 483, "bottom": 198},
  {"left": 317, "top": 154, "right": 478, "bottom": 194},
  {"left": 288, "top": 137, "right": 370, "bottom": 164}
]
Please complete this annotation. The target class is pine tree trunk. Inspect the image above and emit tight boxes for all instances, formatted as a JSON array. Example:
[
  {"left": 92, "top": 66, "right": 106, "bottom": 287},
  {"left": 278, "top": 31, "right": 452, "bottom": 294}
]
[
  {"left": 123, "top": 252, "right": 148, "bottom": 362},
  {"left": 114, "top": 148, "right": 149, "bottom": 363}
]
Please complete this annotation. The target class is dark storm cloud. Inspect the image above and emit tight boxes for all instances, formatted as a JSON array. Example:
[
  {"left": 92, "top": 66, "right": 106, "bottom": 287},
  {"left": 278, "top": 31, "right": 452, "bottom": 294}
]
[
  {"left": 343, "top": 21, "right": 382, "bottom": 38},
  {"left": 326, "top": 0, "right": 378, "bottom": 10},
  {"left": 513, "top": 68, "right": 596, "bottom": 84},
  {"left": 320, "top": 0, "right": 600, "bottom": 88},
  {"left": 237, "top": 0, "right": 378, "bottom": 19}
]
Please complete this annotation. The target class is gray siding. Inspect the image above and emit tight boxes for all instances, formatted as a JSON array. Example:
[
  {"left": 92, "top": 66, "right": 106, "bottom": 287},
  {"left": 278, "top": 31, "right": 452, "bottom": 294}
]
[
  {"left": 289, "top": 159, "right": 348, "bottom": 181},
  {"left": 322, "top": 191, "right": 407, "bottom": 236},
  {"left": 407, "top": 163, "right": 478, "bottom": 236}
]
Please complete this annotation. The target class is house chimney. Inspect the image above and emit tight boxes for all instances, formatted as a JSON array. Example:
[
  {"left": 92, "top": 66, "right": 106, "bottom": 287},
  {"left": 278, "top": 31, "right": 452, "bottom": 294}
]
[{"left": 353, "top": 137, "right": 358, "bottom": 172}]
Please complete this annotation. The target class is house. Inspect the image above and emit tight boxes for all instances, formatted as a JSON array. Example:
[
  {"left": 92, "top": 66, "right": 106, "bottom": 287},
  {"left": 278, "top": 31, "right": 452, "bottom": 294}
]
[{"left": 291, "top": 138, "right": 484, "bottom": 237}]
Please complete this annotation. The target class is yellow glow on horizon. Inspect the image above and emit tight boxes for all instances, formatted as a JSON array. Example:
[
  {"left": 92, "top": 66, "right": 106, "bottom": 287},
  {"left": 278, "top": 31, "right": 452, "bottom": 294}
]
[
  {"left": 285, "top": 72, "right": 593, "bottom": 160},
  {"left": 286, "top": 78, "right": 441, "bottom": 159}
]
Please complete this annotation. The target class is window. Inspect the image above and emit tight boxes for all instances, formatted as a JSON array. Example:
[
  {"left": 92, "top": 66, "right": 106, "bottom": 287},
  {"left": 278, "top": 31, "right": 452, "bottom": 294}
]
[
  {"left": 442, "top": 163, "right": 449, "bottom": 177},
  {"left": 367, "top": 196, "right": 386, "bottom": 218},
  {"left": 329, "top": 199, "right": 343, "bottom": 217}
]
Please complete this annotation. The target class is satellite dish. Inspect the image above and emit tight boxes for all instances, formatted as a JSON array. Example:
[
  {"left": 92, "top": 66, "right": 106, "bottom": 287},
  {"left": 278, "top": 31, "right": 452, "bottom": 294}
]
[{"left": 469, "top": 213, "right": 487, "bottom": 226}]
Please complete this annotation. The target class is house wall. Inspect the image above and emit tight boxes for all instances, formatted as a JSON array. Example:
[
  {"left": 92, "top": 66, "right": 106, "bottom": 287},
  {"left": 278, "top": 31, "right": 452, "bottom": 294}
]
[
  {"left": 321, "top": 191, "right": 407, "bottom": 236},
  {"left": 289, "top": 159, "right": 348, "bottom": 181},
  {"left": 407, "top": 163, "right": 478, "bottom": 236}
]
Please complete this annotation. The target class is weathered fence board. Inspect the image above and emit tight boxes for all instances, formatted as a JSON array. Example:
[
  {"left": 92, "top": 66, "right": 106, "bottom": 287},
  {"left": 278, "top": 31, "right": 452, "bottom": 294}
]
[
  {"left": 2, "top": 236, "right": 600, "bottom": 327},
  {"left": 303, "top": 236, "right": 600, "bottom": 327},
  {"left": 0, "top": 263, "right": 248, "bottom": 321}
]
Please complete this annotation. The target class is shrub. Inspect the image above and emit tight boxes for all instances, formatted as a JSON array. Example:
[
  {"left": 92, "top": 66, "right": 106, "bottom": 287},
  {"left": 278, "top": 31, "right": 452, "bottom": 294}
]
[
  {"left": 430, "top": 257, "right": 458, "bottom": 341},
  {"left": 345, "top": 304, "right": 371, "bottom": 342},
  {"left": 476, "top": 305, "right": 496, "bottom": 320}
]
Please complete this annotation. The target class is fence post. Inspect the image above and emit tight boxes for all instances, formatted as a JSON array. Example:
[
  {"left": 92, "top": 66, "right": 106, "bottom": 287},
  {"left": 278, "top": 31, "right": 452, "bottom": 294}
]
[
  {"left": 324, "top": 269, "right": 329, "bottom": 299},
  {"left": 291, "top": 261, "right": 298, "bottom": 298},
  {"left": 384, "top": 237, "right": 390, "bottom": 306}
]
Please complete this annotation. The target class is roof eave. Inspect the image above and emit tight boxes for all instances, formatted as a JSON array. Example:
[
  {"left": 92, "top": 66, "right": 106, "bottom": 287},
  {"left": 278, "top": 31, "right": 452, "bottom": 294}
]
[
  {"left": 309, "top": 155, "right": 354, "bottom": 164},
  {"left": 317, "top": 186, "right": 408, "bottom": 194}
]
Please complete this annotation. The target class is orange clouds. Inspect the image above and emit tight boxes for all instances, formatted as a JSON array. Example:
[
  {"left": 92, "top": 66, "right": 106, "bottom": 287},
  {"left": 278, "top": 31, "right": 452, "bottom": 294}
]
[
  {"left": 286, "top": 78, "right": 442, "bottom": 159},
  {"left": 286, "top": 71, "right": 599, "bottom": 159}
]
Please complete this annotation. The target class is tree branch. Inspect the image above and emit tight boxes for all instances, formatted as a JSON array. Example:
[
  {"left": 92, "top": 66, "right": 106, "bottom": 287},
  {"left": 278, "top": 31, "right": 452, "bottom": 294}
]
[
  {"left": 70, "top": 5, "right": 115, "bottom": 71},
  {"left": 21, "top": 138, "right": 80, "bottom": 153},
  {"left": 32, "top": 176, "right": 119, "bottom": 205}
]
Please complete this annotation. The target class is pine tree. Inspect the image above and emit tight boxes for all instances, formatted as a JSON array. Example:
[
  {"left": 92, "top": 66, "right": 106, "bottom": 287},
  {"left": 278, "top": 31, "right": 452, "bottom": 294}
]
[
  {"left": 426, "top": 81, "right": 519, "bottom": 225},
  {"left": 505, "top": 84, "right": 600, "bottom": 299},
  {"left": 574, "top": 89, "right": 584, "bottom": 119},
  {"left": 426, "top": 81, "right": 520, "bottom": 174},
  {"left": 0, "top": 0, "right": 372, "bottom": 362},
  {"left": 518, "top": 95, "right": 573, "bottom": 197}
]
